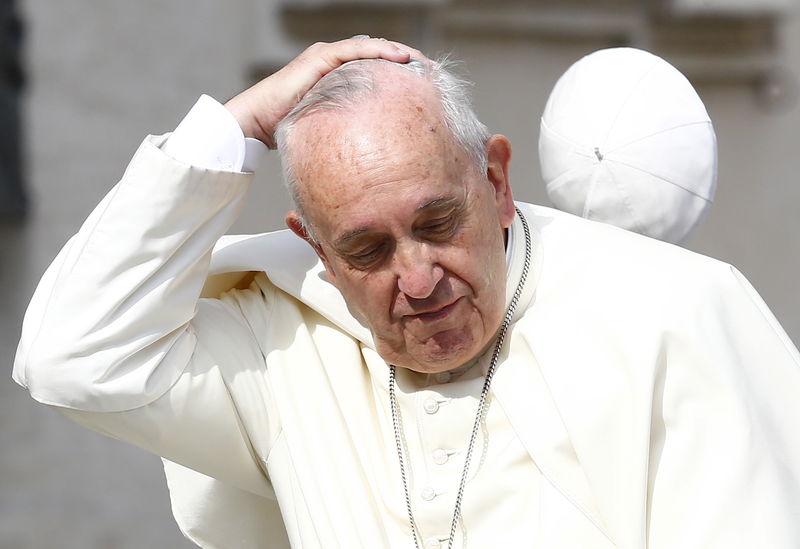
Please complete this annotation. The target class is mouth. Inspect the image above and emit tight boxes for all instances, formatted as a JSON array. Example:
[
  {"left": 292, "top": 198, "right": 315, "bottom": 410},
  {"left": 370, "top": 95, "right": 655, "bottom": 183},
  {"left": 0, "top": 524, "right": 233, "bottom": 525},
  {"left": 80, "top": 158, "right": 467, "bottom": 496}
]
[{"left": 405, "top": 297, "right": 463, "bottom": 322}]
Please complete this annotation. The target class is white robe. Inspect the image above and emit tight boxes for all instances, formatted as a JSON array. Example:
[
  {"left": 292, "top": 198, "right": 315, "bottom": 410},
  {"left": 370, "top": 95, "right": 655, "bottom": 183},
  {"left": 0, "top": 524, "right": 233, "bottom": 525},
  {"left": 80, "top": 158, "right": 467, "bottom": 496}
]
[{"left": 13, "top": 136, "right": 800, "bottom": 548}]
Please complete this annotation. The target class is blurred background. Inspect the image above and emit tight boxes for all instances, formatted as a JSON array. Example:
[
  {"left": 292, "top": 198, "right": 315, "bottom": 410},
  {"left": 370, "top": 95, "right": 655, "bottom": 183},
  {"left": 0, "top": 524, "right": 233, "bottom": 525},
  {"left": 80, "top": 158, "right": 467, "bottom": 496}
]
[{"left": 1, "top": 0, "right": 798, "bottom": 547}]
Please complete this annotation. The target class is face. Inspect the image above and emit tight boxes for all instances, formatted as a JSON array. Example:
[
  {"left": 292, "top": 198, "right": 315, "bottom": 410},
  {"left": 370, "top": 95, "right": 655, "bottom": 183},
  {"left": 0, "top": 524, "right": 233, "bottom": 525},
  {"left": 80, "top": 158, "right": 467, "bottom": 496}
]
[{"left": 286, "top": 78, "right": 515, "bottom": 373}]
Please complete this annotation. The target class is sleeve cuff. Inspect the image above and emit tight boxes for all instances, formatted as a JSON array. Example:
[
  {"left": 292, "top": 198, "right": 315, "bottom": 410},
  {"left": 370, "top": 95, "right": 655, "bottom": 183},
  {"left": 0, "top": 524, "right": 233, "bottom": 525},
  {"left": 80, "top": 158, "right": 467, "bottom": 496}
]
[{"left": 162, "top": 94, "right": 268, "bottom": 173}]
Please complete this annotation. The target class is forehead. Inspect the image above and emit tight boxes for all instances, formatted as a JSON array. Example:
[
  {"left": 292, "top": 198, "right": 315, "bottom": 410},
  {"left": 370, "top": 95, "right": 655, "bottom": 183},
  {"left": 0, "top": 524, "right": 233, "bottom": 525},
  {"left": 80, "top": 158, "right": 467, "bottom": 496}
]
[
  {"left": 291, "top": 81, "right": 472, "bottom": 239},
  {"left": 292, "top": 70, "right": 446, "bottom": 160}
]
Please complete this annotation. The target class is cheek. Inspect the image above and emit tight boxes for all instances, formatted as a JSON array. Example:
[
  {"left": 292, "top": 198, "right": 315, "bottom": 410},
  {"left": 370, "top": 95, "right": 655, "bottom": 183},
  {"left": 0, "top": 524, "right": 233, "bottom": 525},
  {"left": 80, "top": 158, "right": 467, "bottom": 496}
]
[
  {"left": 452, "top": 227, "right": 506, "bottom": 292},
  {"left": 336, "top": 270, "right": 397, "bottom": 324}
]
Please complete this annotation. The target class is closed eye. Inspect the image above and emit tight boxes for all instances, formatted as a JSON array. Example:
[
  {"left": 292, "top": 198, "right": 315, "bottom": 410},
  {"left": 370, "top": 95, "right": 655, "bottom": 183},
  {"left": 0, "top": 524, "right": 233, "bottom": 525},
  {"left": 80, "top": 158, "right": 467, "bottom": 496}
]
[
  {"left": 418, "top": 215, "right": 458, "bottom": 239},
  {"left": 344, "top": 242, "right": 388, "bottom": 269}
]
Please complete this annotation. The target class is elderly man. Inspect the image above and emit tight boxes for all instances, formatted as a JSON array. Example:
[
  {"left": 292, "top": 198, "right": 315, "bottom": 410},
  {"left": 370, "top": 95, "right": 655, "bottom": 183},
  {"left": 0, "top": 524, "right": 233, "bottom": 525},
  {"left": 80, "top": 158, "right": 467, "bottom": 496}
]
[{"left": 13, "top": 38, "right": 800, "bottom": 548}]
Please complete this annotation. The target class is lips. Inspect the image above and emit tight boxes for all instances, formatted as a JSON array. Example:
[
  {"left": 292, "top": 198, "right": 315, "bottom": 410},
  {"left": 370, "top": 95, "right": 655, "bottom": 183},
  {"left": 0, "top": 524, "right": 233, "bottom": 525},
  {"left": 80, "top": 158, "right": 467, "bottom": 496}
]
[{"left": 405, "top": 296, "right": 463, "bottom": 322}]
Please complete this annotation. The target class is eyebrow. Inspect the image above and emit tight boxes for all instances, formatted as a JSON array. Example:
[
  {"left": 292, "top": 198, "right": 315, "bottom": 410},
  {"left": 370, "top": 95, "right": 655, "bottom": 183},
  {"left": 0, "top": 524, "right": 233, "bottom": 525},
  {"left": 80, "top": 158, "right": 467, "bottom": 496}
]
[
  {"left": 416, "top": 196, "right": 459, "bottom": 213},
  {"left": 333, "top": 227, "right": 371, "bottom": 249}
]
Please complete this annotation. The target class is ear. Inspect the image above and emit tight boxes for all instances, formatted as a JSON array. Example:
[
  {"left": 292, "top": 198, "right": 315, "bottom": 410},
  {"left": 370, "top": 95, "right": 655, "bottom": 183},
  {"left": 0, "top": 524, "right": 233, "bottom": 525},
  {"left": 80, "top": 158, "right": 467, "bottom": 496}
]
[
  {"left": 485, "top": 134, "right": 515, "bottom": 228},
  {"left": 285, "top": 210, "right": 338, "bottom": 284}
]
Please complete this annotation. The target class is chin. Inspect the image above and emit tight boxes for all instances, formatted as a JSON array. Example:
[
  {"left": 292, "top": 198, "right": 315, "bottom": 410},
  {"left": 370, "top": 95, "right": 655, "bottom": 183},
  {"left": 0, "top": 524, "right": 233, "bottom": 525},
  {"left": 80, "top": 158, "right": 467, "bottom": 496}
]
[{"left": 394, "top": 330, "right": 485, "bottom": 374}]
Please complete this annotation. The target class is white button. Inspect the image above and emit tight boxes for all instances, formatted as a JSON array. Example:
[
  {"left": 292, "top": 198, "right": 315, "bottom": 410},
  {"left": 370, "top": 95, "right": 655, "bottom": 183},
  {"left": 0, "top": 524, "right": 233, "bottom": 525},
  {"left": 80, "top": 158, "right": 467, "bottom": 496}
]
[
  {"left": 420, "top": 487, "right": 436, "bottom": 501},
  {"left": 434, "top": 371, "right": 451, "bottom": 383},
  {"left": 423, "top": 398, "right": 439, "bottom": 414},
  {"left": 425, "top": 537, "right": 442, "bottom": 549},
  {"left": 432, "top": 448, "right": 449, "bottom": 465}
]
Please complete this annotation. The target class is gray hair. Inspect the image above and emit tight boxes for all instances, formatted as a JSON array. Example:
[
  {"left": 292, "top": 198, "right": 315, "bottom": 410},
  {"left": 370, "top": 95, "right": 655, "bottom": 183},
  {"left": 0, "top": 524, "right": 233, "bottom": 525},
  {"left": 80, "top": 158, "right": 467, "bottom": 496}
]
[{"left": 275, "top": 56, "right": 492, "bottom": 240}]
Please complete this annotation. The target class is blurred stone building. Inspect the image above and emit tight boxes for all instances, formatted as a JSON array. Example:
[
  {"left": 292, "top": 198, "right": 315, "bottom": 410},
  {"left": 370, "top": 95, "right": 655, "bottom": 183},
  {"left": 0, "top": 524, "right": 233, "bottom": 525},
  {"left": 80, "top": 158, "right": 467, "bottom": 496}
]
[{"left": 1, "top": 0, "right": 798, "bottom": 547}]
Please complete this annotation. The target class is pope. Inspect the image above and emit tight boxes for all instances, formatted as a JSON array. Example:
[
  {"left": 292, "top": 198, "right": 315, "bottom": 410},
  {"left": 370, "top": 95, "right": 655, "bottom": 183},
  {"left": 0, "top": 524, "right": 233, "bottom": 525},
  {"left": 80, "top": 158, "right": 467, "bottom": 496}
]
[{"left": 13, "top": 38, "right": 800, "bottom": 548}]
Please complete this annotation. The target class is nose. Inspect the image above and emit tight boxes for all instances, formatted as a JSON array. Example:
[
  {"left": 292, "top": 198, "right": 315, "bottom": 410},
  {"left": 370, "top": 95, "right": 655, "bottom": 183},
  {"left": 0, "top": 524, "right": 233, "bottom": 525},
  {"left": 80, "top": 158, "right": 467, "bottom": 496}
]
[{"left": 395, "top": 241, "right": 444, "bottom": 299}]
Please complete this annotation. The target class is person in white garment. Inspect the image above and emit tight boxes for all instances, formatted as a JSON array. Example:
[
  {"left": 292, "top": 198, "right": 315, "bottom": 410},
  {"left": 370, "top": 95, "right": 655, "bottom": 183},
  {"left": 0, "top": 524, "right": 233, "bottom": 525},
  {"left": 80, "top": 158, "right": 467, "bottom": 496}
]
[{"left": 13, "top": 38, "right": 800, "bottom": 549}]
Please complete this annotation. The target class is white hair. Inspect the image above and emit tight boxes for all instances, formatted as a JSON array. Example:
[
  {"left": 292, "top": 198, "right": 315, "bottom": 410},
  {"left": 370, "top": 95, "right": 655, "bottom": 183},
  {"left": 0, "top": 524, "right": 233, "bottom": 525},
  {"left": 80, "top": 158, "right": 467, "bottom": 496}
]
[{"left": 275, "top": 56, "right": 491, "bottom": 240}]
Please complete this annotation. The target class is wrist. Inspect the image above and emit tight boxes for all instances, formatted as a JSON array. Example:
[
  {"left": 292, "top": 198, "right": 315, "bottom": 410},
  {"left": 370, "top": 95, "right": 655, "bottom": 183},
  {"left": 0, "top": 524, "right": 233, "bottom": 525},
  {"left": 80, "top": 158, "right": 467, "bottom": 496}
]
[{"left": 225, "top": 96, "right": 273, "bottom": 148}]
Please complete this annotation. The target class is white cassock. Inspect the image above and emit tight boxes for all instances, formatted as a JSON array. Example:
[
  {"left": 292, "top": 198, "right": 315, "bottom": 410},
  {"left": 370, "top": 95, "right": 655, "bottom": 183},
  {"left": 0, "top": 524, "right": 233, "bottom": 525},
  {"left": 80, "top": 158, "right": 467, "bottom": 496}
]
[{"left": 13, "top": 103, "right": 800, "bottom": 548}]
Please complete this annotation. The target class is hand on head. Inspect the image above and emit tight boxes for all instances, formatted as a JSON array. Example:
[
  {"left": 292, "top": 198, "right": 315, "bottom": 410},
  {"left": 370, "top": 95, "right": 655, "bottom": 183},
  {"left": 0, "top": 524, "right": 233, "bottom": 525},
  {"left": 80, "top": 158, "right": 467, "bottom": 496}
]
[{"left": 225, "top": 37, "right": 422, "bottom": 147}]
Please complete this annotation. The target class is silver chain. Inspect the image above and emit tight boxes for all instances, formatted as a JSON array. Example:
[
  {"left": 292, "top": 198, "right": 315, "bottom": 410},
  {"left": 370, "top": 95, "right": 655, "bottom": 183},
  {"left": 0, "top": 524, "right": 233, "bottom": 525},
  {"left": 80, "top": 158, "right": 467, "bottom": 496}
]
[{"left": 389, "top": 207, "right": 532, "bottom": 549}]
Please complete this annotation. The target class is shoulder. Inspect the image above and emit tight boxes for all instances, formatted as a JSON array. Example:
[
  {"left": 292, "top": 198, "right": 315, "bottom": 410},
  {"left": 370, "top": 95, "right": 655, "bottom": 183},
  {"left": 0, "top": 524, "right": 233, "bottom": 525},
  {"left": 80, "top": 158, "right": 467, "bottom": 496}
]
[
  {"left": 518, "top": 202, "right": 732, "bottom": 309},
  {"left": 204, "top": 229, "right": 373, "bottom": 345},
  {"left": 202, "top": 229, "right": 319, "bottom": 298}
]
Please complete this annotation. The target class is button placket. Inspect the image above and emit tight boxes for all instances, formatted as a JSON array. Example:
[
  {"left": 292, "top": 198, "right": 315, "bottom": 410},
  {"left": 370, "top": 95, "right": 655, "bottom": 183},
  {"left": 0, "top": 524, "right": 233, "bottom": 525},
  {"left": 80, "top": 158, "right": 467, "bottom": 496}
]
[
  {"left": 422, "top": 398, "right": 438, "bottom": 414},
  {"left": 422, "top": 395, "right": 451, "bottom": 415},
  {"left": 432, "top": 448, "right": 457, "bottom": 465},
  {"left": 417, "top": 387, "right": 477, "bottom": 537},
  {"left": 425, "top": 534, "right": 451, "bottom": 549},
  {"left": 420, "top": 486, "right": 437, "bottom": 501}
]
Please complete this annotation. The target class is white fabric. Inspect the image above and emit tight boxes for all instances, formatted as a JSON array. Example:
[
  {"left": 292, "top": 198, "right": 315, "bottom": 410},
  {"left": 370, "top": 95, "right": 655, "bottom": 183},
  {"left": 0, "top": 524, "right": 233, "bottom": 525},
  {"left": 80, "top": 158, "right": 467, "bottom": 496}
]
[
  {"left": 164, "top": 94, "right": 268, "bottom": 173},
  {"left": 390, "top": 366, "right": 542, "bottom": 548},
  {"left": 539, "top": 47, "right": 717, "bottom": 244},
  {"left": 13, "top": 138, "right": 800, "bottom": 548}
]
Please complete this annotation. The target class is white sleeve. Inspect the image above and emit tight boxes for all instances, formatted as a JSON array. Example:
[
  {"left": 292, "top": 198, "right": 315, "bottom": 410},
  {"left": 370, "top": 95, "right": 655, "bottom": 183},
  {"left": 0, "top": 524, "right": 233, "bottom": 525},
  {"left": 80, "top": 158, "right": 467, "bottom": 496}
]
[
  {"left": 12, "top": 136, "right": 253, "bottom": 411},
  {"left": 12, "top": 136, "right": 279, "bottom": 496},
  {"left": 162, "top": 94, "right": 268, "bottom": 173}
]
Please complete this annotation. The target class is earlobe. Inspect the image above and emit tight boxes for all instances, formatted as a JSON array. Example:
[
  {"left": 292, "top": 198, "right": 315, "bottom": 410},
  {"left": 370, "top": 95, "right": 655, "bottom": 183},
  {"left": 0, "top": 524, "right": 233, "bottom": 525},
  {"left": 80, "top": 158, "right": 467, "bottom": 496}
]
[{"left": 485, "top": 135, "right": 515, "bottom": 228}]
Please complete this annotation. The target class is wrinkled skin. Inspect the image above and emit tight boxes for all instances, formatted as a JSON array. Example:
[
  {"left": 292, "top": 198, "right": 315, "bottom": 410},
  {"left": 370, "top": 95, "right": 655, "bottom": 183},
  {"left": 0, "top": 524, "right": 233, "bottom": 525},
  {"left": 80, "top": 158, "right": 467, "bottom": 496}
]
[{"left": 286, "top": 65, "right": 515, "bottom": 373}]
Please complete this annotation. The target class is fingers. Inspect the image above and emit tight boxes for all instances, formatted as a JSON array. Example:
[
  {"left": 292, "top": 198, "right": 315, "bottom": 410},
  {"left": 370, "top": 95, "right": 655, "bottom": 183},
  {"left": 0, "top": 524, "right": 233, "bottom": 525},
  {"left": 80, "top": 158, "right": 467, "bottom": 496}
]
[
  {"left": 348, "top": 34, "right": 423, "bottom": 60},
  {"left": 225, "top": 37, "right": 424, "bottom": 145},
  {"left": 304, "top": 37, "right": 413, "bottom": 79},
  {"left": 283, "top": 37, "right": 418, "bottom": 110},
  {"left": 385, "top": 40, "right": 427, "bottom": 62}
]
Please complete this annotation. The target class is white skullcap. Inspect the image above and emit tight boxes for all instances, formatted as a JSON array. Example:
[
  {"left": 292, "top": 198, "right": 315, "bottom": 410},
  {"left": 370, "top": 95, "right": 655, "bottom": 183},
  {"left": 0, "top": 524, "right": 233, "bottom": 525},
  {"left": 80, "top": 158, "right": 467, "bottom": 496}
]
[{"left": 539, "top": 47, "right": 717, "bottom": 244}]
